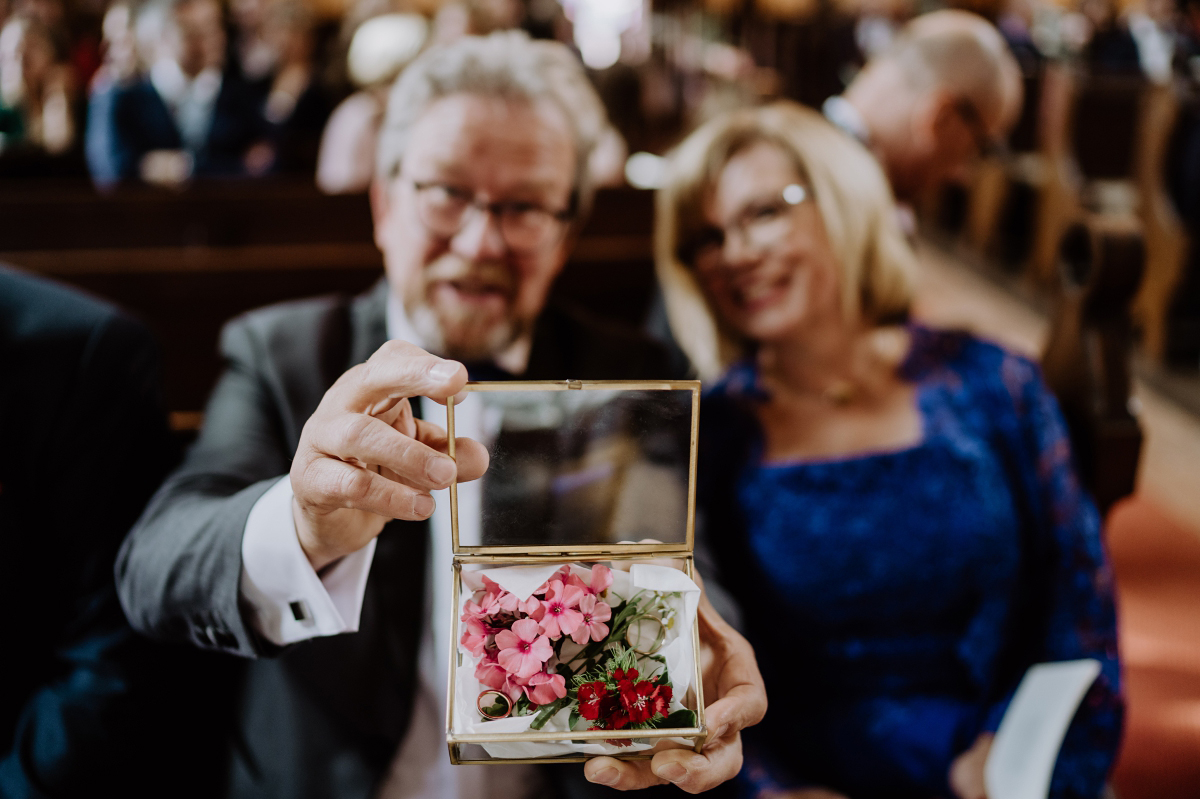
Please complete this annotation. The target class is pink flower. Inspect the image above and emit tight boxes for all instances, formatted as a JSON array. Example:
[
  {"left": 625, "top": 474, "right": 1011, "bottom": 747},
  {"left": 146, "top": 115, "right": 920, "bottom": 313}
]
[
  {"left": 531, "top": 568, "right": 571, "bottom": 600},
  {"left": 519, "top": 671, "right": 567, "bottom": 705},
  {"left": 482, "top": 577, "right": 520, "bottom": 612},
  {"left": 461, "top": 594, "right": 500, "bottom": 625},
  {"left": 534, "top": 580, "right": 584, "bottom": 638},
  {"left": 476, "top": 656, "right": 524, "bottom": 701},
  {"left": 569, "top": 593, "right": 612, "bottom": 645},
  {"left": 569, "top": 564, "right": 613, "bottom": 597},
  {"left": 495, "top": 618, "right": 553, "bottom": 678},
  {"left": 460, "top": 616, "right": 490, "bottom": 657}
]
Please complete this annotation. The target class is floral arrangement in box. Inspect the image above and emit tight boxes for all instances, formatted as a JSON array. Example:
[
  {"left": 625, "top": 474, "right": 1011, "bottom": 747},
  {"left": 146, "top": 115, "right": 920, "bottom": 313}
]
[{"left": 452, "top": 561, "right": 700, "bottom": 758}]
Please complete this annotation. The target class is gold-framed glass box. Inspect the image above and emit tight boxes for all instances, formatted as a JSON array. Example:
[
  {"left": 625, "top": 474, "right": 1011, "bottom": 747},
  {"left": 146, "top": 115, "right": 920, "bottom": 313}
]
[{"left": 444, "top": 380, "right": 707, "bottom": 764}]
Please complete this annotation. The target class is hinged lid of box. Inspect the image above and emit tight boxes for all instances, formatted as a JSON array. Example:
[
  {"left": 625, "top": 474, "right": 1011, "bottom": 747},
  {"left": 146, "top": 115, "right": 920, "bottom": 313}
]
[{"left": 446, "top": 380, "right": 700, "bottom": 557}]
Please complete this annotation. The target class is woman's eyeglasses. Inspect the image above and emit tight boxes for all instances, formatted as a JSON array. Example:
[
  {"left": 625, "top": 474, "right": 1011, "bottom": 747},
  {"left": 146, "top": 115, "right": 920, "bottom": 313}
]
[
  {"left": 410, "top": 180, "right": 574, "bottom": 253},
  {"left": 676, "top": 183, "right": 810, "bottom": 272}
]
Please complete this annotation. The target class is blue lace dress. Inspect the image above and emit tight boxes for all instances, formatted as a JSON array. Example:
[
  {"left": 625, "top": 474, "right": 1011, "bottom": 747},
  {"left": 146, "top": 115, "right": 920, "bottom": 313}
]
[{"left": 699, "top": 327, "right": 1122, "bottom": 799}]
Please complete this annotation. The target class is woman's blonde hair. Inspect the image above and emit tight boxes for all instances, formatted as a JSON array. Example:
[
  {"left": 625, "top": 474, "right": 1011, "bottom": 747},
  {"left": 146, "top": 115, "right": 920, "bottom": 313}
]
[{"left": 655, "top": 101, "right": 917, "bottom": 380}]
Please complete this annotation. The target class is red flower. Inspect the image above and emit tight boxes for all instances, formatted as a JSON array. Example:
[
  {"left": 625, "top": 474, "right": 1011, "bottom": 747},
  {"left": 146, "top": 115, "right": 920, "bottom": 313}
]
[
  {"left": 618, "top": 680, "right": 659, "bottom": 724},
  {"left": 612, "top": 668, "right": 638, "bottom": 683},
  {"left": 578, "top": 681, "right": 610, "bottom": 721},
  {"left": 605, "top": 706, "right": 631, "bottom": 730},
  {"left": 647, "top": 684, "right": 672, "bottom": 719}
]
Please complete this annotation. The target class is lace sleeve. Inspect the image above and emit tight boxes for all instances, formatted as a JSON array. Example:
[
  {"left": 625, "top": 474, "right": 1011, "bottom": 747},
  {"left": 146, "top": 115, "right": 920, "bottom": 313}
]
[{"left": 999, "top": 354, "right": 1124, "bottom": 799}]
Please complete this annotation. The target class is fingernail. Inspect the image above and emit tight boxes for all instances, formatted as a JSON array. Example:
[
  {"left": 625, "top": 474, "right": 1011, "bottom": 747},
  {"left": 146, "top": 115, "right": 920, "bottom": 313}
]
[
  {"left": 711, "top": 724, "right": 729, "bottom": 742},
  {"left": 413, "top": 494, "right": 435, "bottom": 518},
  {"left": 654, "top": 762, "right": 687, "bottom": 783},
  {"left": 429, "top": 361, "right": 459, "bottom": 382},
  {"left": 589, "top": 767, "right": 619, "bottom": 786},
  {"left": 426, "top": 457, "right": 456, "bottom": 486}
]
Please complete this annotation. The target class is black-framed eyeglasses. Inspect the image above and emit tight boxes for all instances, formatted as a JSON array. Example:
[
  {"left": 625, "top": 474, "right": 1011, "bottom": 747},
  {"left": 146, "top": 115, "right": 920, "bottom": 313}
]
[
  {"left": 676, "top": 183, "right": 810, "bottom": 272},
  {"left": 952, "top": 97, "right": 1009, "bottom": 161},
  {"left": 408, "top": 180, "right": 574, "bottom": 253}
]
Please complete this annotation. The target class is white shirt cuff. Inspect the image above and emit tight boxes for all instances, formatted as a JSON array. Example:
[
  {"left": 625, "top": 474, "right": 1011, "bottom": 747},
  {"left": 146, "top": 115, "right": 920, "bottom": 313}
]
[{"left": 239, "top": 476, "right": 377, "bottom": 645}]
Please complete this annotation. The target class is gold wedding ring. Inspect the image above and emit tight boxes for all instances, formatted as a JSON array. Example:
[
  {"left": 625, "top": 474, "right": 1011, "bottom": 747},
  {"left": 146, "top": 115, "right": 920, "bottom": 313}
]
[{"left": 477, "top": 690, "right": 513, "bottom": 720}]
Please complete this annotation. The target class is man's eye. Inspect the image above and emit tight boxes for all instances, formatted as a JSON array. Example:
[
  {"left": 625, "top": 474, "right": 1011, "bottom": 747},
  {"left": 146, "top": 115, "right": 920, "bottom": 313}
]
[
  {"left": 422, "top": 184, "right": 471, "bottom": 206},
  {"left": 504, "top": 202, "right": 541, "bottom": 216},
  {"left": 439, "top": 185, "right": 473, "bottom": 203}
]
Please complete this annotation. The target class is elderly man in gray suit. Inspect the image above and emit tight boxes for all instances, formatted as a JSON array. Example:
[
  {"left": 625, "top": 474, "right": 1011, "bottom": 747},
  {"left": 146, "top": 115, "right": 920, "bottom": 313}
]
[{"left": 118, "top": 31, "right": 764, "bottom": 799}]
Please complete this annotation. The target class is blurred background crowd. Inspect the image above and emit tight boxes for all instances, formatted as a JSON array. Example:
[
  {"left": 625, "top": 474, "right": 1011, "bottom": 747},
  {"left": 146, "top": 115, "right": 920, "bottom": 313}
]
[{"left": 2, "top": 0, "right": 1200, "bottom": 366}]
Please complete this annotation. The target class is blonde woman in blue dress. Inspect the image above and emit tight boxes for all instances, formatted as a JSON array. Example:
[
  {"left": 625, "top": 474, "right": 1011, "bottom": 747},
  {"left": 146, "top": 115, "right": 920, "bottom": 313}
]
[{"left": 656, "top": 101, "right": 1122, "bottom": 799}]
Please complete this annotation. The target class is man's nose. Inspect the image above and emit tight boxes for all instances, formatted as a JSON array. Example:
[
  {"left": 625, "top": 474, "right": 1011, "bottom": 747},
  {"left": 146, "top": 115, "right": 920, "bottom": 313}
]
[{"left": 451, "top": 206, "right": 508, "bottom": 261}]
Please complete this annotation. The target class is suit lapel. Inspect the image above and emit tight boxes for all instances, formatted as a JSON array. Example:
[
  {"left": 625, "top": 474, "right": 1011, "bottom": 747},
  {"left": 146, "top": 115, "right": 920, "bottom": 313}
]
[{"left": 350, "top": 279, "right": 389, "bottom": 368}]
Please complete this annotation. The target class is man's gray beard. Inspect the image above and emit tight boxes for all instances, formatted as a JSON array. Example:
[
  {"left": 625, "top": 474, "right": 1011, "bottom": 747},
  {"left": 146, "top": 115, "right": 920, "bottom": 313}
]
[{"left": 407, "top": 301, "right": 524, "bottom": 362}]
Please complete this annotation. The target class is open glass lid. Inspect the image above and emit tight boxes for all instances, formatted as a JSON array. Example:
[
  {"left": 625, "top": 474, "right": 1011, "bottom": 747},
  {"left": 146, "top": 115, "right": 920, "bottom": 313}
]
[{"left": 445, "top": 380, "right": 700, "bottom": 556}]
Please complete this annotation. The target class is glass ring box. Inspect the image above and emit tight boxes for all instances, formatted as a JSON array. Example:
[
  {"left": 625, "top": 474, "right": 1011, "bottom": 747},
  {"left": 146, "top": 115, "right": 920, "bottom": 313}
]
[{"left": 445, "top": 380, "right": 706, "bottom": 764}]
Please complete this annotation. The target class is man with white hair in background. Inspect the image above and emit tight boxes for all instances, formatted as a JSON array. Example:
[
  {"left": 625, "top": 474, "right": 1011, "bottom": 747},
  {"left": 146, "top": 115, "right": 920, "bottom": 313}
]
[
  {"left": 823, "top": 9, "right": 1024, "bottom": 206},
  {"left": 118, "top": 30, "right": 765, "bottom": 799}
]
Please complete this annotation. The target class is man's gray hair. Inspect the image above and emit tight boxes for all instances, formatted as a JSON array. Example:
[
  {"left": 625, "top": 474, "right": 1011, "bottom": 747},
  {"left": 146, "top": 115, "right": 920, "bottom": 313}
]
[
  {"left": 887, "top": 10, "right": 1021, "bottom": 126},
  {"left": 376, "top": 30, "right": 610, "bottom": 209}
]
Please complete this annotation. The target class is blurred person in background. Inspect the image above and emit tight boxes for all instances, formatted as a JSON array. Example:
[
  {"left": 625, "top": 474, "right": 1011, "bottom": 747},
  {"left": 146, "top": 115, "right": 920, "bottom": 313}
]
[
  {"left": 1127, "top": 0, "right": 1181, "bottom": 82},
  {"left": 822, "top": 10, "right": 1023, "bottom": 209},
  {"left": 656, "top": 101, "right": 1122, "bottom": 799},
  {"left": 85, "top": 0, "right": 137, "bottom": 187},
  {"left": 86, "top": 0, "right": 267, "bottom": 187},
  {"left": 317, "top": 0, "right": 625, "bottom": 195},
  {"left": 315, "top": 10, "right": 426, "bottom": 193},
  {"left": 0, "top": 14, "right": 76, "bottom": 157},
  {"left": 1080, "top": 0, "right": 1142, "bottom": 73},
  {"left": 316, "top": 0, "right": 526, "bottom": 196},
  {"left": 996, "top": 0, "right": 1044, "bottom": 72},
  {"left": 0, "top": 265, "right": 235, "bottom": 797},
  {"left": 1177, "top": 0, "right": 1200, "bottom": 73},
  {"left": 257, "top": 0, "right": 331, "bottom": 174},
  {"left": 853, "top": 0, "right": 915, "bottom": 64},
  {"left": 117, "top": 31, "right": 765, "bottom": 797},
  {"left": 429, "top": 0, "right": 522, "bottom": 44},
  {"left": 12, "top": 0, "right": 64, "bottom": 37},
  {"left": 228, "top": 0, "right": 275, "bottom": 90},
  {"left": 10, "top": 0, "right": 102, "bottom": 88}
]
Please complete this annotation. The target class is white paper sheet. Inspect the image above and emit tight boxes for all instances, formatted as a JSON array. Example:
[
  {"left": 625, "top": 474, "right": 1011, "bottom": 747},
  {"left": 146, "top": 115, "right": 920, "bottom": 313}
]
[
  {"left": 985, "top": 659, "right": 1102, "bottom": 799},
  {"left": 479, "top": 564, "right": 568, "bottom": 602}
]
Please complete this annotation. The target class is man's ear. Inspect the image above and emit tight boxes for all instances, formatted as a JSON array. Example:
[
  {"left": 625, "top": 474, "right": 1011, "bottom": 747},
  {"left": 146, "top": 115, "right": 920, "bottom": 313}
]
[
  {"left": 369, "top": 178, "right": 390, "bottom": 252},
  {"left": 927, "top": 90, "right": 962, "bottom": 146},
  {"left": 909, "top": 90, "right": 952, "bottom": 152}
]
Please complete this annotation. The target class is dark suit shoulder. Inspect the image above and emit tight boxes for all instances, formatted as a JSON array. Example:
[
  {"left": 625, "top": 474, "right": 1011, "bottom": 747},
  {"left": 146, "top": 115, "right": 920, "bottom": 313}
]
[
  {"left": 217, "top": 290, "right": 370, "bottom": 443},
  {"left": 0, "top": 267, "right": 159, "bottom": 436},
  {"left": 0, "top": 265, "right": 135, "bottom": 345},
  {"left": 224, "top": 289, "right": 356, "bottom": 364},
  {"left": 224, "top": 292, "right": 351, "bottom": 346}
]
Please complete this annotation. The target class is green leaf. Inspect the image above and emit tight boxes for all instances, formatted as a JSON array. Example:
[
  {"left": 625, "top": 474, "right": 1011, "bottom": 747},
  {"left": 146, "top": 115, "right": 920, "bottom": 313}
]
[
  {"left": 569, "top": 709, "right": 581, "bottom": 730},
  {"left": 528, "top": 696, "right": 572, "bottom": 730},
  {"left": 657, "top": 709, "right": 697, "bottom": 729}
]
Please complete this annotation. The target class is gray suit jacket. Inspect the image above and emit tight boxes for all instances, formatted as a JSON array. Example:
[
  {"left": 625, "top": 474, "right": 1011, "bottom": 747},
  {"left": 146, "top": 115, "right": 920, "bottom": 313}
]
[{"left": 116, "top": 280, "right": 676, "bottom": 798}]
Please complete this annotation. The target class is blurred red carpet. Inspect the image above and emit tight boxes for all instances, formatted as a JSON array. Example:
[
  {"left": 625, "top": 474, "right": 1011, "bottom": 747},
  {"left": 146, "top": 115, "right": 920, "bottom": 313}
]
[{"left": 1107, "top": 496, "right": 1200, "bottom": 799}]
